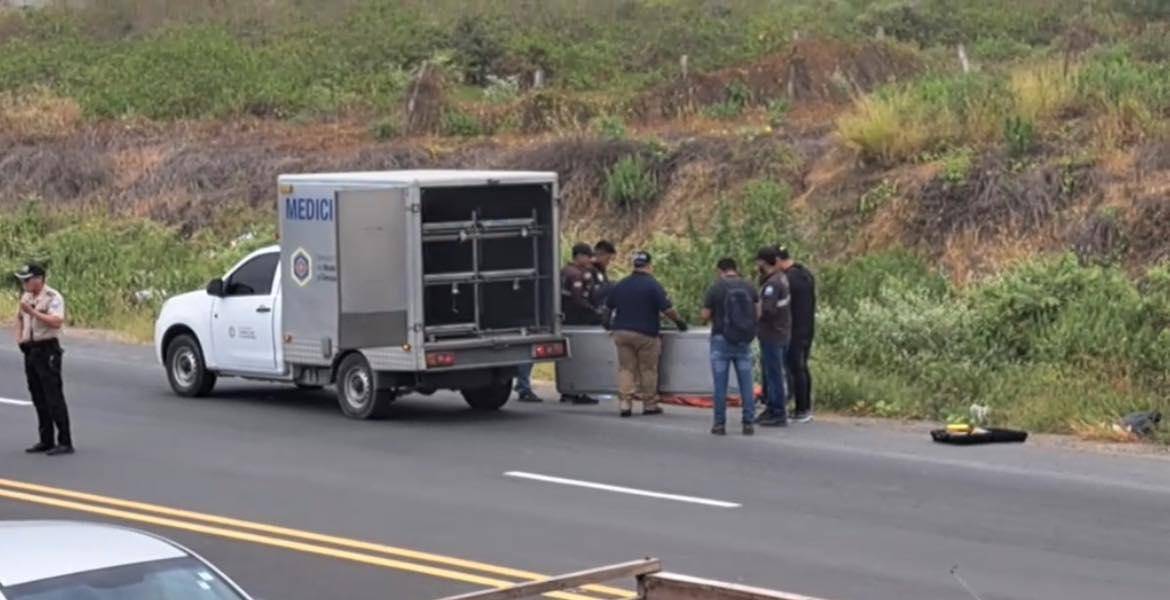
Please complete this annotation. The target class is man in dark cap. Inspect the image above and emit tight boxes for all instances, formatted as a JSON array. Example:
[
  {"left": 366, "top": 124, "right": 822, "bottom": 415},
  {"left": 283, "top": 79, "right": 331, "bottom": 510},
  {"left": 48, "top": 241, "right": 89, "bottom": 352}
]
[
  {"left": 604, "top": 251, "right": 687, "bottom": 417},
  {"left": 560, "top": 242, "right": 602, "bottom": 405},
  {"left": 13, "top": 263, "right": 73, "bottom": 455}
]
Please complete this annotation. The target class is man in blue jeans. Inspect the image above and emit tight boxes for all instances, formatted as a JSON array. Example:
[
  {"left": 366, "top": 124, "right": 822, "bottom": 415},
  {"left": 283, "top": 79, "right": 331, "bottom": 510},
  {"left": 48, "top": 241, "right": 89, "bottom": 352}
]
[
  {"left": 700, "top": 258, "right": 760, "bottom": 436},
  {"left": 514, "top": 362, "right": 542, "bottom": 403},
  {"left": 755, "top": 246, "right": 791, "bottom": 427}
]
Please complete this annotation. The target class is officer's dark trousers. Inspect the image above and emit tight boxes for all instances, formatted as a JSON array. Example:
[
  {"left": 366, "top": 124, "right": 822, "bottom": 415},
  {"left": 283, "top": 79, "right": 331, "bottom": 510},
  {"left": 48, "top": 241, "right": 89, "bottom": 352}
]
[
  {"left": 22, "top": 339, "right": 71, "bottom": 447},
  {"left": 785, "top": 339, "right": 813, "bottom": 415}
]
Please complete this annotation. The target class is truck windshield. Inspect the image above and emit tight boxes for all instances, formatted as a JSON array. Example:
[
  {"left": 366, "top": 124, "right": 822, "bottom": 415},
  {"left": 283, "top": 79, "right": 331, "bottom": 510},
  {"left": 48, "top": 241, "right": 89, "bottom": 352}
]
[{"left": 3, "top": 557, "right": 246, "bottom": 600}]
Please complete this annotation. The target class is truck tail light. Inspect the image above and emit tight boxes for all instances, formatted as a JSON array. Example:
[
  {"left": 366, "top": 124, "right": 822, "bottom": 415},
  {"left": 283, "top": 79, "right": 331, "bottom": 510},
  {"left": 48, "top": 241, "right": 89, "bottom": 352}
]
[
  {"left": 532, "top": 342, "right": 566, "bottom": 359},
  {"left": 426, "top": 352, "right": 456, "bottom": 367}
]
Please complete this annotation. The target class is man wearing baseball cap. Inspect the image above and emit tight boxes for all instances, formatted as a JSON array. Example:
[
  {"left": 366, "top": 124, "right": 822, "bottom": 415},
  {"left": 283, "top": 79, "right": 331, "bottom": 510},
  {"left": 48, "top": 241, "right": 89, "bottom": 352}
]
[
  {"left": 14, "top": 263, "right": 73, "bottom": 456},
  {"left": 604, "top": 251, "right": 688, "bottom": 417}
]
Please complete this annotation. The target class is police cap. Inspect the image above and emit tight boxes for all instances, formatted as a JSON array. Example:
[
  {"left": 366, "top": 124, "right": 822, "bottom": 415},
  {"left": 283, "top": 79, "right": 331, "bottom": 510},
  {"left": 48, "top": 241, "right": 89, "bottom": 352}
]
[{"left": 14, "top": 263, "right": 46, "bottom": 281}]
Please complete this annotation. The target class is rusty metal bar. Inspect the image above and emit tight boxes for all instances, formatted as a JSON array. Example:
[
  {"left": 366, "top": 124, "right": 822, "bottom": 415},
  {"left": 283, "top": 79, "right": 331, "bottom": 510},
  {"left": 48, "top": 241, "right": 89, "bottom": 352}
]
[
  {"left": 638, "top": 572, "right": 833, "bottom": 600},
  {"left": 434, "top": 558, "right": 660, "bottom": 600}
]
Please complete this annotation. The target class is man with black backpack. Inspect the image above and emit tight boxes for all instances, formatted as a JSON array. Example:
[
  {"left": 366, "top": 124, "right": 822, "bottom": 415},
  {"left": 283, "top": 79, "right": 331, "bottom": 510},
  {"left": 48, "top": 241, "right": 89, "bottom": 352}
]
[{"left": 700, "top": 258, "right": 760, "bottom": 436}]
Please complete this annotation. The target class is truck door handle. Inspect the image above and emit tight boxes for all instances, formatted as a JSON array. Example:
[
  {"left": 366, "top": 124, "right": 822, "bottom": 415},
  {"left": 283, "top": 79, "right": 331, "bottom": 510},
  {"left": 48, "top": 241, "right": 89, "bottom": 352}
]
[{"left": 256, "top": 306, "right": 272, "bottom": 314}]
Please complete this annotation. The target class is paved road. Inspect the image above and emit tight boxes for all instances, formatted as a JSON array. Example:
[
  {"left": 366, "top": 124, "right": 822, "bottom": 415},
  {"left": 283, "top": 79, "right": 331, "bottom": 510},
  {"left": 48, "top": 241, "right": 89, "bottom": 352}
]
[{"left": 1, "top": 339, "right": 1169, "bottom": 600}]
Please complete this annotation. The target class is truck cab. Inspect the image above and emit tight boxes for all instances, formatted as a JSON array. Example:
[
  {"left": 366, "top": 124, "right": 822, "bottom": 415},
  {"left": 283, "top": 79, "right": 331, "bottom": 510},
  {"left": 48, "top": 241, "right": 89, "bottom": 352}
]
[{"left": 154, "top": 170, "right": 567, "bottom": 419}]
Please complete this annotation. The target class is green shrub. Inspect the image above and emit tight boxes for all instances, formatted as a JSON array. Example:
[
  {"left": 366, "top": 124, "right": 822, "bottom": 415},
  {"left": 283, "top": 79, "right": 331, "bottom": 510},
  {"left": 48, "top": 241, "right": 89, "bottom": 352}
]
[
  {"left": 450, "top": 15, "right": 506, "bottom": 86},
  {"left": 441, "top": 109, "right": 484, "bottom": 137},
  {"left": 1074, "top": 48, "right": 1170, "bottom": 142},
  {"left": 604, "top": 155, "right": 659, "bottom": 210},
  {"left": 646, "top": 180, "right": 800, "bottom": 321},
  {"left": 766, "top": 98, "right": 790, "bottom": 128},
  {"left": 939, "top": 148, "right": 974, "bottom": 183},
  {"left": 703, "top": 80, "right": 752, "bottom": 120},
  {"left": 369, "top": 116, "right": 401, "bottom": 140},
  {"left": 1004, "top": 115, "right": 1038, "bottom": 158},
  {"left": 592, "top": 114, "right": 627, "bottom": 140},
  {"left": 819, "top": 249, "right": 949, "bottom": 312},
  {"left": 857, "top": 179, "right": 896, "bottom": 216}
]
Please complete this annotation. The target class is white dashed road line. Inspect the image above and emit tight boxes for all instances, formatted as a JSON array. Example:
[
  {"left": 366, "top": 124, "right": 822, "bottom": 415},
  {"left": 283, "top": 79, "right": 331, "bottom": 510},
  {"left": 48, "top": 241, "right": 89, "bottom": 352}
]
[{"left": 503, "top": 471, "right": 741, "bottom": 508}]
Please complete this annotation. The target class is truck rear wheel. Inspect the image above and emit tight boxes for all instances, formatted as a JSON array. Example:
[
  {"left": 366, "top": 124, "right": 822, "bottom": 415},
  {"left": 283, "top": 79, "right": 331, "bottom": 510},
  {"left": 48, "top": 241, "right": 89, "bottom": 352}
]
[
  {"left": 461, "top": 379, "right": 512, "bottom": 411},
  {"left": 336, "top": 353, "right": 394, "bottom": 420},
  {"left": 166, "top": 334, "right": 216, "bottom": 397}
]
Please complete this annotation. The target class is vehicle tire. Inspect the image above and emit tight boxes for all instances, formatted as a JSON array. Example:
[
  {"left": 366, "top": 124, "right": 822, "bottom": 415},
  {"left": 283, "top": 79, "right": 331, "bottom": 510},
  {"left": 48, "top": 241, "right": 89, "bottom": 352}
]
[
  {"left": 461, "top": 379, "right": 512, "bottom": 411},
  {"left": 166, "top": 334, "right": 217, "bottom": 397},
  {"left": 335, "top": 353, "right": 395, "bottom": 420}
]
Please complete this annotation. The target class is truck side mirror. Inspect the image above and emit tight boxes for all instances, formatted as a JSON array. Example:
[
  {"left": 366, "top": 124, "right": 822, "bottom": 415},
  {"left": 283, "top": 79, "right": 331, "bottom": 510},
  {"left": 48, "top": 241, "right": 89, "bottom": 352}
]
[{"left": 206, "top": 278, "right": 225, "bottom": 297}]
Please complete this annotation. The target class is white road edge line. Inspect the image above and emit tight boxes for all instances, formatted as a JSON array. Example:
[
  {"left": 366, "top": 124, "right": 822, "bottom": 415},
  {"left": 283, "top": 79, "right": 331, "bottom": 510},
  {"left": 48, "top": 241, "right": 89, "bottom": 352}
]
[
  {"left": 0, "top": 398, "right": 32, "bottom": 407},
  {"left": 504, "top": 471, "right": 741, "bottom": 508}
]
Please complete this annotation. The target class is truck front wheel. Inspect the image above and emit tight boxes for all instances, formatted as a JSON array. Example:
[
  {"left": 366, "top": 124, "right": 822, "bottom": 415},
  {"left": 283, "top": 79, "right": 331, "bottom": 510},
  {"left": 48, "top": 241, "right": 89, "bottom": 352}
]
[
  {"left": 336, "top": 354, "right": 395, "bottom": 420},
  {"left": 461, "top": 379, "right": 512, "bottom": 411},
  {"left": 166, "top": 334, "right": 217, "bottom": 397}
]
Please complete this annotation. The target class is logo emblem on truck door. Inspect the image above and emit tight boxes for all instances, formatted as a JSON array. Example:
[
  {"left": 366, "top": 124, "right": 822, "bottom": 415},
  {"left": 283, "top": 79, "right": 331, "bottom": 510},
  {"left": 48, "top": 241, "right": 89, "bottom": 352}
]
[{"left": 291, "top": 248, "right": 313, "bottom": 287}]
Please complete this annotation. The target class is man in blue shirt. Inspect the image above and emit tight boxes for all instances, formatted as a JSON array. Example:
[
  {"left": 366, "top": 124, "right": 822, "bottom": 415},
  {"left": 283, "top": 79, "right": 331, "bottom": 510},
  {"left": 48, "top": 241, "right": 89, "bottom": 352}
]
[{"left": 605, "top": 251, "right": 687, "bottom": 418}]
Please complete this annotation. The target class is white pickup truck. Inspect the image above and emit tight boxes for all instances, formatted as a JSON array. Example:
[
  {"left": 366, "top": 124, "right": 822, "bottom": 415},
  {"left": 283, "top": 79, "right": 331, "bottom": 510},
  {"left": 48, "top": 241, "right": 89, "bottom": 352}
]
[{"left": 154, "top": 170, "right": 568, "bottom": 419}]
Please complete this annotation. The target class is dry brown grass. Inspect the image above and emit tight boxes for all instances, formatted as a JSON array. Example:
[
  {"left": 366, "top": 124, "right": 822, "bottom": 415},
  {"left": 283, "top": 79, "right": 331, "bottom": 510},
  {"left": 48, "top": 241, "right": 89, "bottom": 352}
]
[{"left": 0, "top": 87, "right": 82, "bottom": 142}]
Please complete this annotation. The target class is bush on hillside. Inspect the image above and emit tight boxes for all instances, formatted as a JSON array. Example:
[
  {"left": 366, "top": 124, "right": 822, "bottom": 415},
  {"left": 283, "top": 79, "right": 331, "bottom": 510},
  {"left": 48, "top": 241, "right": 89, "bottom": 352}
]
[
  {"left": 604, "top": 155, "right": 659, "bottom": 210},
  {"left": 647, "top": 180, "right": 800, "bottom": 321}
]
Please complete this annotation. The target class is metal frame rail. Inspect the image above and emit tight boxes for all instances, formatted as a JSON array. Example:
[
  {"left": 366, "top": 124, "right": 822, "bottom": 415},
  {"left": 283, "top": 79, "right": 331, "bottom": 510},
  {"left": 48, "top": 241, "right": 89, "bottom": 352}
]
[
  {"left": 421, "top": 209, "right": 548, "bottom": 341},
  {"left": 433, "top": 558, "right": 836, "bottom": 600}
]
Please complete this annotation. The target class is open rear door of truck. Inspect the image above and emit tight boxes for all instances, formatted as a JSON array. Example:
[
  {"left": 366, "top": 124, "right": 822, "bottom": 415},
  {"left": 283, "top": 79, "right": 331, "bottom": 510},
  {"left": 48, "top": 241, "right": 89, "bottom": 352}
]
[
  {"left": 335, "top": 188, "right": 411, "bottom": 350},
  {"left": 556, "top": 327, "right": 735, "bottom": 397}
]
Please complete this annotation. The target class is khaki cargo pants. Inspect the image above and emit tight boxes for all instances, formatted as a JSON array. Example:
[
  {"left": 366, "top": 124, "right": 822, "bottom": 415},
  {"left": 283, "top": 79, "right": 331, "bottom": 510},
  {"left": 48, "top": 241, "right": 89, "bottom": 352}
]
[{"left": 612, "top": 330, "right": 662, "bottom": 412}]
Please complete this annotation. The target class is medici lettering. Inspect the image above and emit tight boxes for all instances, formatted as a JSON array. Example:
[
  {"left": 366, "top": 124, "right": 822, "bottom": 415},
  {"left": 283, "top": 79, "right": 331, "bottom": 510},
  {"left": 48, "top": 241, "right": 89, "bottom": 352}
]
[{"left": 284, "top": 197, "right": 334, "bottom": 221}]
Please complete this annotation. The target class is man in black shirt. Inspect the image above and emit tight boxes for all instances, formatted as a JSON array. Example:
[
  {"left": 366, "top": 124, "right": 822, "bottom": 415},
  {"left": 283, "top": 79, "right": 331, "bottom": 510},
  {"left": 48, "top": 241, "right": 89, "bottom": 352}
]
[
  {"left": 605, "top": 251, "right": 687, "bottom": 418},
  {"left": 700, "top": 258, "right": 759, "bottom": 436},
  {"left": 589, "top": 240, "right": 616, "bottom": 312},
  {"left": 778, "top": 246, "right": 816, "bottom": 422}
]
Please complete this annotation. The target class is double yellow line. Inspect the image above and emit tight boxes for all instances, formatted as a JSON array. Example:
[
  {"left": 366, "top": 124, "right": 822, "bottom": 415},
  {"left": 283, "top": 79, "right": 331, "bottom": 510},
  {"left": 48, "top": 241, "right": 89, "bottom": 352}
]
[{"left": 0, "top": 478, "right": 634, "bottom": 600}]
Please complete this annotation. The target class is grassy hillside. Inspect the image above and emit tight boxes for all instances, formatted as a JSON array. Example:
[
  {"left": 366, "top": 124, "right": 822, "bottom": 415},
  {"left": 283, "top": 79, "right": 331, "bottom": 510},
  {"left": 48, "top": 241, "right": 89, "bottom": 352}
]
[{"left": 3, "top": 0, "right": 1170, "bottom": 439}]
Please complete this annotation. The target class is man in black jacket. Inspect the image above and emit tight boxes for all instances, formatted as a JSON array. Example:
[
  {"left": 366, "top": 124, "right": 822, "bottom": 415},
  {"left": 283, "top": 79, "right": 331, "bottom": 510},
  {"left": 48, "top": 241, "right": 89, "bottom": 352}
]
[{"left": 778, "top": 247, "right": 816, "bottom": 423}]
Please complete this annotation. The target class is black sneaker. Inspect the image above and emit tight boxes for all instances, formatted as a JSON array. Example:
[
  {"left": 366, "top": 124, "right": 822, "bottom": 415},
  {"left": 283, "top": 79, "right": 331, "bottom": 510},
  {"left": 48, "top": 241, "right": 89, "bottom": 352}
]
[
  {"left": 711, "top": 425, "right": 726, "bottom": 436},
  {"left": 620, "top": 410, "right": 633, "bottom": 418},
  {"left": 45, "top": 445, "right": 74, "bottom": 456},
  {"left": 642, "top": 407, "right": 664, "bottom": 416},
  {"left": 571, "top": 395, "right": 600, "bottom": 405},
  {"left": 743, "top": 424, "right": 755, "bottom": 436},
  {"left": 759, "top": 415, "right": 788, "bottom": 427},
  {"left": 517, "top": 391, "right": 543, "bottom": 403},
  {"left": 791, "top": 412, "right": 814, "bottom": 423},
  {"left": 25, "top": 443, "right": 52, "bottom": 454}
]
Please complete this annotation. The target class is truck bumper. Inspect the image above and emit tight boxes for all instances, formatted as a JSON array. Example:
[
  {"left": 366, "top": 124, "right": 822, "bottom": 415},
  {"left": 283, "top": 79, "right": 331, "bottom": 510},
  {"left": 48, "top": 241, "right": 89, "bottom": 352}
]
[{"left": 421, "top": 334, "right": 568, "bottom": 372}]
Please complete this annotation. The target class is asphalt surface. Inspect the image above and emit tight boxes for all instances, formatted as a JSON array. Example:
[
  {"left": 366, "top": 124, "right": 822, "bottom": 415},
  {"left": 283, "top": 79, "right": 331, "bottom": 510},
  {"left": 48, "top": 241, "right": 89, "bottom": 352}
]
[{"left": 2, "top": 338, "right": 1170, "bottom": 600}]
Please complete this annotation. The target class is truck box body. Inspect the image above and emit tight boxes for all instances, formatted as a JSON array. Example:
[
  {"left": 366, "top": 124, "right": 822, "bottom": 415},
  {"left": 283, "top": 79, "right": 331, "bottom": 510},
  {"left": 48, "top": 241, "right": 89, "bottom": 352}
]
[{"left": 277, "top": 170, "right": 562, "bottom": 376}]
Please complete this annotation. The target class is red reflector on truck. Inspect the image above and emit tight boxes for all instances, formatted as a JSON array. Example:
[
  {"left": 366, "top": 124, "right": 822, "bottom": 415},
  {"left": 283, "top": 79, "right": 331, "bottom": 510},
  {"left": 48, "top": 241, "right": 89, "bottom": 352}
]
[
  {"left": 532, "top": 342, "right": 566, "bottom": 359},
  {"left": 425, "top": 352, "right": 456, "bottom": 367}
]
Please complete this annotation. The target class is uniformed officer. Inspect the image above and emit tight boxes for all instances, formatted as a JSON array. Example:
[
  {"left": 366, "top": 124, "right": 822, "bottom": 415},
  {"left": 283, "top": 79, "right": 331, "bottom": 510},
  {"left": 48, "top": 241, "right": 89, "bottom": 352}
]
[
  {"left": 561, "top": 243, "right": 602, "bottom": 405},
  {"left": 14, "top": 263, "right": 73, "bottom": 456},
  {"left": 589, "top": 240, "right": 616, "bottom": 312},
  {"left": 562, "top": 243, "right": 602, "bottom": 326}
]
